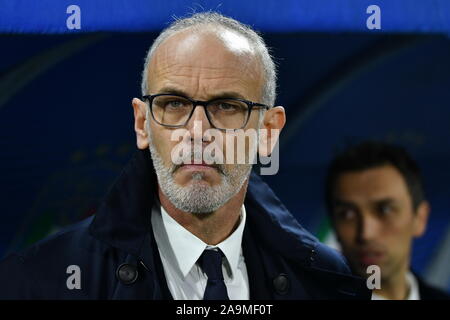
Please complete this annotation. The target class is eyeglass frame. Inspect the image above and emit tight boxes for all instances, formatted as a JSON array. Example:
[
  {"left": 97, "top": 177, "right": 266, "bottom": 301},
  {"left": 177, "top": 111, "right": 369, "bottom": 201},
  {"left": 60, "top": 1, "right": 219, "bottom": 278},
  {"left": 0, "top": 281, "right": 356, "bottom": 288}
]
[{"left": 142, "top": 93, "right": 271, "bottom": 130}]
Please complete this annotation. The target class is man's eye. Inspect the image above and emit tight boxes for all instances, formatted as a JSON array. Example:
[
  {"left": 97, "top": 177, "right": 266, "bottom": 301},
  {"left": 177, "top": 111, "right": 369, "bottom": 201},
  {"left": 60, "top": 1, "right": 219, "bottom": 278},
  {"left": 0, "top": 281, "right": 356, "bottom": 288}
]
[
  {"left": 218, "top": 103, "right": 238, "bottom": 111},
  {"left": 378, "top": 204, "right": 393, "bottom": 216},
  {"left": 166, "top": 100, "right": 186, "bottom": 109},
  {"left": 335, "top": 209, "right": 356, "bottom": 220}
]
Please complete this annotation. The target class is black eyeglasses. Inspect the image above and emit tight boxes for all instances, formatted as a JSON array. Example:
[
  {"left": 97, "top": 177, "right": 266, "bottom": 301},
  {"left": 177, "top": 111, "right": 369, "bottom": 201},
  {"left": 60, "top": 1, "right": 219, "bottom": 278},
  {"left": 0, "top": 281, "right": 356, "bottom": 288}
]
[{"left": 142, "top": 93, "right": 270, "bottom": 130}]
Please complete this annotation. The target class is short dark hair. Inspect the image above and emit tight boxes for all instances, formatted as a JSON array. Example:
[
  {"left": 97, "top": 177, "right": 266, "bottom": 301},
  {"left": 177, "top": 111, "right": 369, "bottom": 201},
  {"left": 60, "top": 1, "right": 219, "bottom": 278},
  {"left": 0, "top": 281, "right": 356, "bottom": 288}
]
[{"left": 325, "top": 141, "right": 426, "bottom": 215}]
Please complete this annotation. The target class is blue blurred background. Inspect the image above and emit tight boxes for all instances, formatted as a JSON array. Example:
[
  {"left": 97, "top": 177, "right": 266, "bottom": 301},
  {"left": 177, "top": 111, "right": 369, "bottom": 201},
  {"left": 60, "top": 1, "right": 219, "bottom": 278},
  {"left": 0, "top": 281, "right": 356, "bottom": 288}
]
[{"left": 1, "top": 0, "right": 449, "bottom": 292}]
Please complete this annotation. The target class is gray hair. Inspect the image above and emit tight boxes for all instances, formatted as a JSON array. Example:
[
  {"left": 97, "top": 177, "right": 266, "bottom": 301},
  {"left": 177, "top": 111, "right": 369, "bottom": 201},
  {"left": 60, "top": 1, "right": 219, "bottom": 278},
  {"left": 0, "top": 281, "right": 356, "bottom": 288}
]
[{"left": 140, "top": 11, "right": 277, "bottom": 107}]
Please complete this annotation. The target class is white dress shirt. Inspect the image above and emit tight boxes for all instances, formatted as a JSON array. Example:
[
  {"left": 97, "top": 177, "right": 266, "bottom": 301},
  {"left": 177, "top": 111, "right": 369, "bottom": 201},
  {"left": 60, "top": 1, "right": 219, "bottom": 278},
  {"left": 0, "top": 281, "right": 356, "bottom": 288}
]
[
  {"left": 372, "top": 271, "right": 420, "bottom": 300},
  {"left": 151, "top": 202, "right": 250, "bottom": 300}
]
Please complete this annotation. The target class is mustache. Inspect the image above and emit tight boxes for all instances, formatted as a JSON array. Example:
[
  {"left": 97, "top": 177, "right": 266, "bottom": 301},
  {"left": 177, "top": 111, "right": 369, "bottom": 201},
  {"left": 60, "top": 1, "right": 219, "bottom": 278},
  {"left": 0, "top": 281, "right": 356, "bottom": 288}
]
[{"left": 171, "top": 149, "right": 226, "bottom": 175}]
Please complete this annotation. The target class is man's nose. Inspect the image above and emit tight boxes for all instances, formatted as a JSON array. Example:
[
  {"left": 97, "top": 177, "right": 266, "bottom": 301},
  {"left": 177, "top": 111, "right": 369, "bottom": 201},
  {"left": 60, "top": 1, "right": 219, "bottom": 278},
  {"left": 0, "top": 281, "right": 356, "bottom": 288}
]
[
  {"left": 185, "top": 105, "right": 213, "bottom": 140},
  {"left": 357, "top": 214, "right": 379, "bottom": 243}
]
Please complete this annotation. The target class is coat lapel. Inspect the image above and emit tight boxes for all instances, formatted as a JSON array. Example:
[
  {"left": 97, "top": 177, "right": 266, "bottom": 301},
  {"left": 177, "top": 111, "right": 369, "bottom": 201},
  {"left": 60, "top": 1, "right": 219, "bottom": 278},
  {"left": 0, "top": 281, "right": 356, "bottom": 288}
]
[{"left": 242, "top": 224, "right": 273, "bottom": 299}]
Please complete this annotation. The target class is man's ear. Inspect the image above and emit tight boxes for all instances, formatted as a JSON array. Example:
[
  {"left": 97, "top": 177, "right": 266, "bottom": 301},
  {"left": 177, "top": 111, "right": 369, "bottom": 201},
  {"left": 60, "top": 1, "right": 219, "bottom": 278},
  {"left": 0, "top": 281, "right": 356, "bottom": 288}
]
[
  {"left": 258, "top": 106, "right": 286, "bottom": 157},
  {"left": 132, "top": 98, "right": 149, "bottom": 150},
  {"left": 413, "top": 200, "right": 430, "bottom": 238}
]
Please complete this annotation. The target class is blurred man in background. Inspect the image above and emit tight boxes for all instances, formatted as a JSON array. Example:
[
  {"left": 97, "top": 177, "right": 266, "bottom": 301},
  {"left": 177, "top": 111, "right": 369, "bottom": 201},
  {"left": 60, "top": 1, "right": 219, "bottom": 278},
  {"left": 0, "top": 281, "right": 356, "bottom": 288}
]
[{"left": 325, "top": 141, "right": 450, "bottom": 300}]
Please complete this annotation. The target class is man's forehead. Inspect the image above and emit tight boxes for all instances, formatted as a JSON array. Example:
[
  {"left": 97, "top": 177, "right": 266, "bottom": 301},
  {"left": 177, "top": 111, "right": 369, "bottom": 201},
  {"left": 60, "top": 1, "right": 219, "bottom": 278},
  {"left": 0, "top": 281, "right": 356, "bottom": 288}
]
[
  {"left": 147, "top": 28, "right": 263, "bottom": 99},
  {"left": 158, "top": 27, "right": 255, "bottom": 56},
  {"left": 337, "top": 166, "right": 404, "bottom": 186},
  {"left": 334, "top": 166, "right": 409, "bottom": 202},
  {"left": 217, "top": 29, "right": 253, "bottom": 54},
  {"left": 149, "top": 28, "right": 261, "bottom": 75}
]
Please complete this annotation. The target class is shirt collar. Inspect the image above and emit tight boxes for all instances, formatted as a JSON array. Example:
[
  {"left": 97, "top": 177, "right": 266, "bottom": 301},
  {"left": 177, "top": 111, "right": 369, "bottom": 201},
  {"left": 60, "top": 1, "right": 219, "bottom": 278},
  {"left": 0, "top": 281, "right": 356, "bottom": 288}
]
[
  {"left": 157, "top": 204, "right": 246, "bottom": 279},
  {"left": 214, "top": 205, "right": 247, "bottom": 278},
  {"left": 405, "top": 271, "right": 420, "bottom": 300},
  {"left": 371, "top": 271, "right": 420, "bottom": 300}
]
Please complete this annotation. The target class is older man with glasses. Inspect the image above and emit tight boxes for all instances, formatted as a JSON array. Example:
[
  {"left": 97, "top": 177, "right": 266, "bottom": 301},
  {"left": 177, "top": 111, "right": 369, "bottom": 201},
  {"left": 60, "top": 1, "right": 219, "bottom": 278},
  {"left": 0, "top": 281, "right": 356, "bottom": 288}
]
[{"left": 0, "top": 12, "right": 370, "bottom": 300}]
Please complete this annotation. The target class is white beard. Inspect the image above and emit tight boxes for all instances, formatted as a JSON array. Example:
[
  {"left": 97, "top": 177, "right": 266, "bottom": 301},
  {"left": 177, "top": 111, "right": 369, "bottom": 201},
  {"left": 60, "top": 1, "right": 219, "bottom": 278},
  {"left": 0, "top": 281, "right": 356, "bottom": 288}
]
[{"left": 147, "top": 126, "right": 252, "bottom": 215}]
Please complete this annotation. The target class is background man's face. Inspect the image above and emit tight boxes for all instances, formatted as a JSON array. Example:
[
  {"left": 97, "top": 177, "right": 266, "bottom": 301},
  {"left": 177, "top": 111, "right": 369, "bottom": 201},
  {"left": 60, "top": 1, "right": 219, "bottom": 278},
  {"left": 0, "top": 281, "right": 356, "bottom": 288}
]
[
  {"left": 331, "top": 165, "right": 428, "bottom": 280},
  {"left": 143, "top": 29, "right": 265, "bottom": 213}
]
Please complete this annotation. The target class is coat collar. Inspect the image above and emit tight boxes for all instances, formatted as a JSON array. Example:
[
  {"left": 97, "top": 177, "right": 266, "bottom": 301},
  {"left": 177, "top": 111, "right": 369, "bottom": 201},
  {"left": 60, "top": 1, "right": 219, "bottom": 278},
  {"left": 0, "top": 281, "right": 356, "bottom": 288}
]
[
  {"left": 89, "top": 148, "right": 318, "bottom": 265},
  {"left": 89, "top": 149, "right": 156, "bottom": 257}
]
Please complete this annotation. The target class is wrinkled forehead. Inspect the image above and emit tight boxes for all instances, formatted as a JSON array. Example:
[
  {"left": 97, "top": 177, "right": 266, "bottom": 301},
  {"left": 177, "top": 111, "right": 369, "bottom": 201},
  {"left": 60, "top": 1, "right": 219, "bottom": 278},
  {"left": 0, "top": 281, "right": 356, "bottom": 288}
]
[{"left": 147, "top": 27, "right": 264, "bottom": 86}]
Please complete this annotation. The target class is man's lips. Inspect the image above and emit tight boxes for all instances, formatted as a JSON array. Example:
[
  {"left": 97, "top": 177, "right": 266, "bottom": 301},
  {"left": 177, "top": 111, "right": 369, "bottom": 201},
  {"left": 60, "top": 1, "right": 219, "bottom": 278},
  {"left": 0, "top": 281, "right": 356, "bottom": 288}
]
[
  {"left": 178, "top": 163, "right": 218, "bottom": 172},
  {"left": 357, "top": 250, "right": 385, "bottom": 266}
]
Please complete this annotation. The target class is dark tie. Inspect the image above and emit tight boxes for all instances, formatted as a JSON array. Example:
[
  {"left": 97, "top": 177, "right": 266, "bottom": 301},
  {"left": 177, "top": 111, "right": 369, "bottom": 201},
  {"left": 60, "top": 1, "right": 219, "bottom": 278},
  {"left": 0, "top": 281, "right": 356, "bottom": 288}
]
[{"left": 198, "top": 249, "right": 230, "bottom": 300}]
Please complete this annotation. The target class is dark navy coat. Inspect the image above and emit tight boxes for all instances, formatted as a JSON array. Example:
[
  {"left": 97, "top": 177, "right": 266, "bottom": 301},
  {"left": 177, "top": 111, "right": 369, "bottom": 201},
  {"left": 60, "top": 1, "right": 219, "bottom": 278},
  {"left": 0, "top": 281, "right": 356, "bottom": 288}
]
[{"left": 0, "top": 149, "right": 371, "bottom": 300}]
